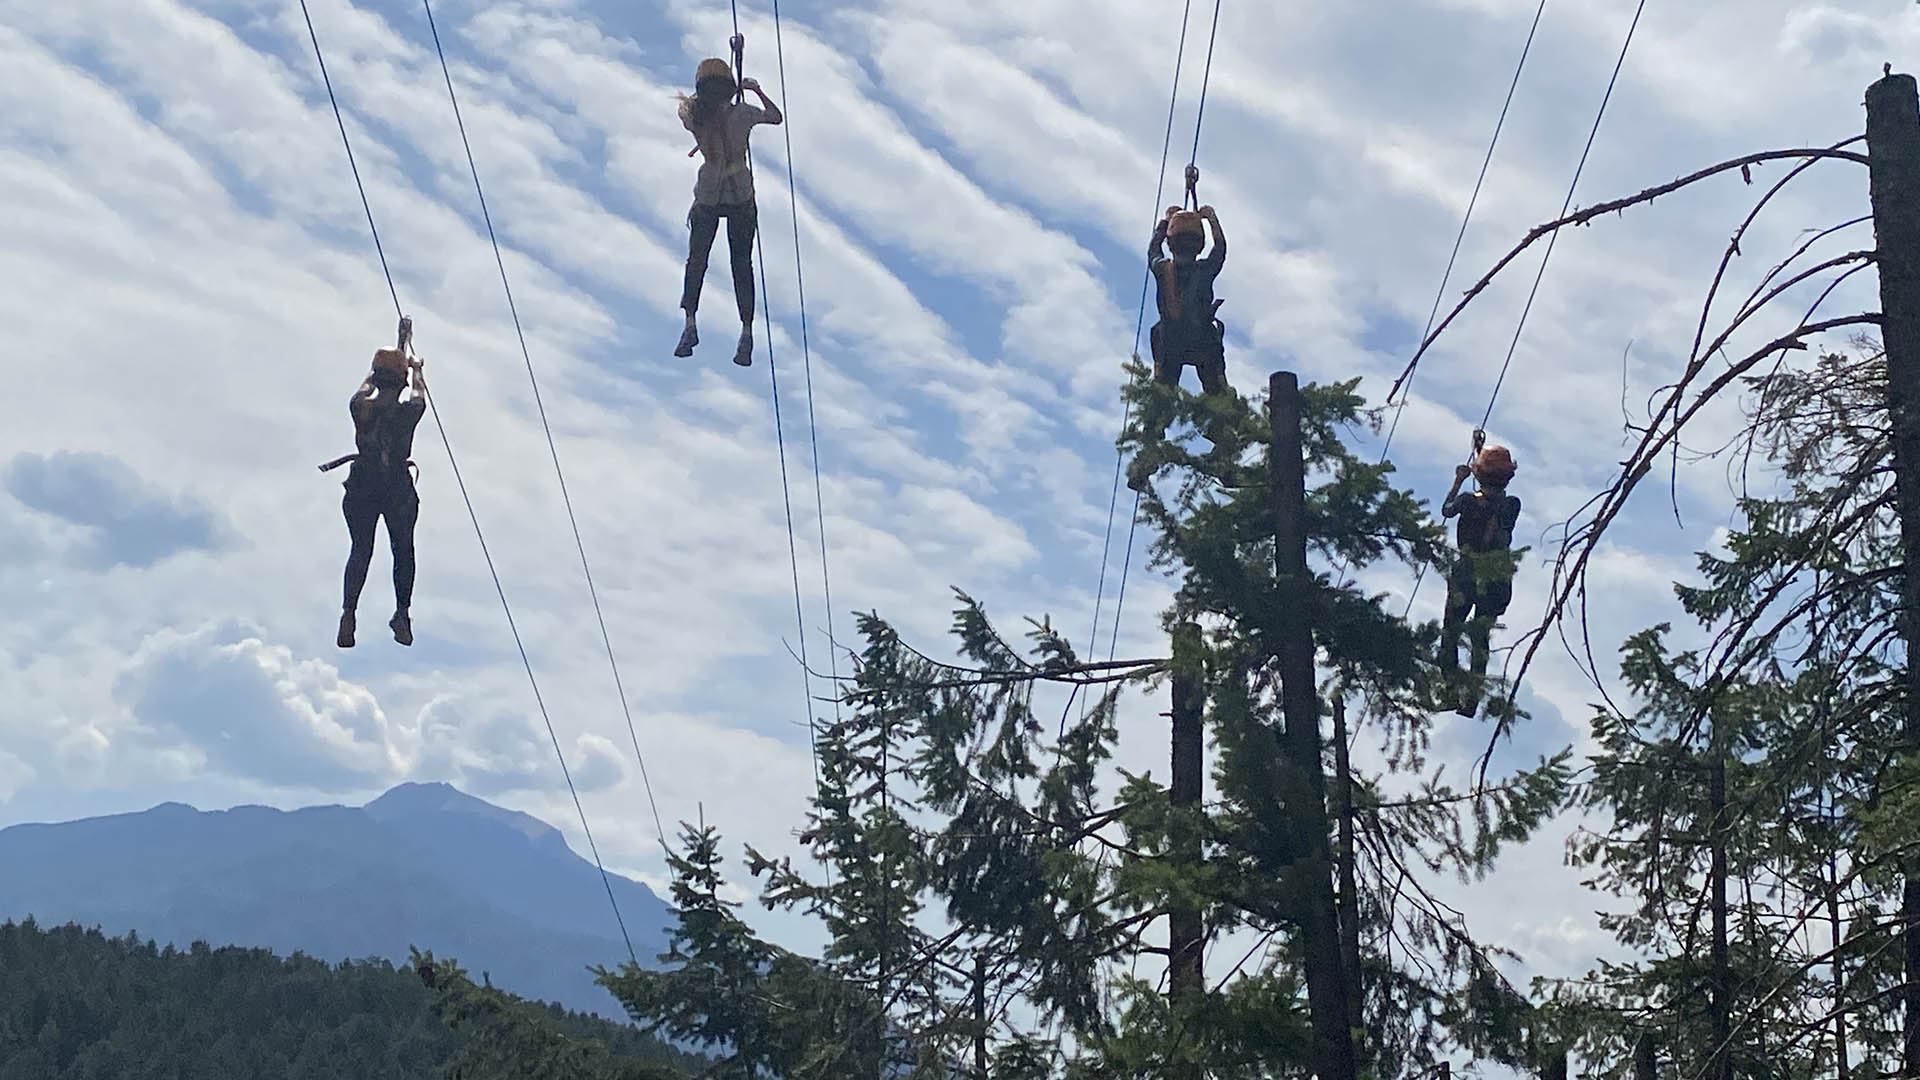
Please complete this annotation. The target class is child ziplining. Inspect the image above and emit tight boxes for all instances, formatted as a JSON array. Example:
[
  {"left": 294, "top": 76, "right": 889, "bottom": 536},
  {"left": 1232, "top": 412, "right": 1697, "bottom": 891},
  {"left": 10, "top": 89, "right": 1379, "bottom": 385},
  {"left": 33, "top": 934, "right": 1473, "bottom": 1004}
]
[
  {"left": 1129, "top": 190, "right": 1229, "bottom": 493},
  {"left": 320, "top": 327, "right": 428, "bottom": 649},
  {"left": 674, "top": 54, "right": 783, "bottom": 368},
  {"left": 1438, "top": 441, "right": 1520, "bottom": 717}
]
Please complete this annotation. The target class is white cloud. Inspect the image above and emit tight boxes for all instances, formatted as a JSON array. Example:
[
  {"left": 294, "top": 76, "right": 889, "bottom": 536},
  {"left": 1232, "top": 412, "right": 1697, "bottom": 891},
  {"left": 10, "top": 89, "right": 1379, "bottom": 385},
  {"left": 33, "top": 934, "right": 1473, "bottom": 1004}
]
[
  {"left": 0, "top": 751, "right": 33, "bottom": 804},
  {"left": 415, "top": 693, "right": 627, "bottom": 797},
  {"left": 114, "top": 620, "right": 404, "bottom": 789}
]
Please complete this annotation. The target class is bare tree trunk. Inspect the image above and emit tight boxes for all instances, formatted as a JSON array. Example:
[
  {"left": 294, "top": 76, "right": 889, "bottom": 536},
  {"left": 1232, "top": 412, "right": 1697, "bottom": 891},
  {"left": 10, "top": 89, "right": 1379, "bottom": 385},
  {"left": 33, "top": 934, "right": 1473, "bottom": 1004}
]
[
  {"left": 1269, "top": 371, "right": 1358, "bottom": 1080},
  {"left": 973, "top": 955, "right": 988, "bottom": 1080},
  {"left": 1710, "top": 750, "right": 1732, "bottom": 1080},
  {"left": 1332, "top": 693, "right": 1364, "bottom": 1058},
  {"left": 1633, "top": 1031, "right": 1657, "bottom": 1080},
  {"left": 1866, "top": 69, "right": 1920, "bottom": 1080},
  {"left": 1168, "top": 623, "right": 1205, "bottom": 1080},
  {"left": 1831, "top": 836, "right": 1852, "bottom": 1080}
]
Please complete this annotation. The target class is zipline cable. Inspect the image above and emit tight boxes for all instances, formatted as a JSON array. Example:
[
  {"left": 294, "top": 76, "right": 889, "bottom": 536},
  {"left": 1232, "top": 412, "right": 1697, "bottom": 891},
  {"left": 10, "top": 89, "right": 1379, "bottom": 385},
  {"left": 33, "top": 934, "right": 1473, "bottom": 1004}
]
[
  {"left": 729, "top": 4, "right": 828, "bottom": 804},
  {"left": 1480, "top": 0, "right": 1648, "bottom": 431},
  {"left": 1099, "top": 0, "right": 1226, "bottom": 668},
  {"left": 767, "top": 0, "right": 843, "bottom": 734},
  {"left": 299, "top": 0, "right": 637, "bottom": 964},
  {"left": 1325, "top": 0, "right": 1550, "bottom": 598},
  {"left": 1400, "top": 0, "right": 1648, "bottom": 620},
  {"left": 418, "top": 0, "right": 668, "bottom": 853},
  {"left": 1079, "top": 0, "right": 1196, "bottom": 718}
]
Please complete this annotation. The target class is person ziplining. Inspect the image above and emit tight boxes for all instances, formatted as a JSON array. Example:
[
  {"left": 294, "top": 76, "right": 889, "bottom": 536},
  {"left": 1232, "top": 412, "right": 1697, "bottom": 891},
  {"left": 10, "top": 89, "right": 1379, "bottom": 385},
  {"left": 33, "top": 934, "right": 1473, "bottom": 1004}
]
[
  {"left": 1128, "top": 166, "right": 1229, "bottom": 493},
  {"left": 1437, "top": 438, "right": 1520, "bottom": 718},
  {"left": 674, "top": 46, "right": 784, "bottom": 368},
  {"left": 320, "top": 319, "right": 428, "bottom": 649}
]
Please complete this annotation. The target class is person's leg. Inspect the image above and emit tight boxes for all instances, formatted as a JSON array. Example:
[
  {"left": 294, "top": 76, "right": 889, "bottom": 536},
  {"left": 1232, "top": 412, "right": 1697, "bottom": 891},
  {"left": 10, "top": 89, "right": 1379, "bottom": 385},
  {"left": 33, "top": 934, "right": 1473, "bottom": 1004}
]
[
  {"left": 339, "top": 485, "right": 379, "bottom": 647},
  {"left": 725, "top": 203, "right": 759, "bottom": 366},
  {"left": 1197, "top": 326, "right": 1228, "bottom": 396},
  {"left": 677, "top": 206, "right": 721, "bottom": 356},
  {"left": 1129, "top": 325, "right": 1178, "bottom": 492},
  {"left": 1439, "top": 566, "right": 1473, "bottom": 674},
  {"left": 1459, "top": 578, "right": 1511, "bottom": 717},
  {"left": 385, "top": 485, "right": 420, "bottom": 645},
  {"left": 1467, "top": 577, "right": 1515, "bottom": 680},
  {"left": 1151, "top": 323, "right": 1182, "bottom": 388}
]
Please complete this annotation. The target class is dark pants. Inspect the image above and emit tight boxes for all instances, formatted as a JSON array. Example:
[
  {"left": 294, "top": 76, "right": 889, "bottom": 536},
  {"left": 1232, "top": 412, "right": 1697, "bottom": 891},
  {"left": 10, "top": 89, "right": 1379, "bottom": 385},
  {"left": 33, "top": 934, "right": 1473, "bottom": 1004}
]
[
  {"left": 342, "top": 476, "right": 419, "bottom": 614},
  {"left": 1151, "top": 321, "right": 1228, "bottom": 394},
  {"left": 682, "top": 202, "right": 758, "bottom": 323},
  {"left": 1440, "top": 563, "right": 1513, "bottom": 679},
  {"left": 1138, "top": 320, "right": 1229, "bottom": 446}
]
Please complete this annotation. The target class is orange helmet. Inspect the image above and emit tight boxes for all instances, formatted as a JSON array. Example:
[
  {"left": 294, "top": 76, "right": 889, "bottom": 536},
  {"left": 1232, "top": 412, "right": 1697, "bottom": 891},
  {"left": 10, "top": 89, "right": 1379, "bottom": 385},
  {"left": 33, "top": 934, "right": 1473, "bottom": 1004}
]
[
  {"left": 372, "top": 347, "right": 408, "bottom": 373},
  {"left": 1472, "top": 444, "right": 1516, "bottom": 483},
  {"left": 1167, "top": 210, "right": 1206, "bottom": 241}
]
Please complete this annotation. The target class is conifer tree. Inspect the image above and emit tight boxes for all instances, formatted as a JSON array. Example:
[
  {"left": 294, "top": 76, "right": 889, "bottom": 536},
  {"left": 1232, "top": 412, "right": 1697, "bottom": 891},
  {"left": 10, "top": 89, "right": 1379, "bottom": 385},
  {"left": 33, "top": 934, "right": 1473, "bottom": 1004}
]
[{"left": 1550, "top": 347, "right": 1920, "bottom": 1076}]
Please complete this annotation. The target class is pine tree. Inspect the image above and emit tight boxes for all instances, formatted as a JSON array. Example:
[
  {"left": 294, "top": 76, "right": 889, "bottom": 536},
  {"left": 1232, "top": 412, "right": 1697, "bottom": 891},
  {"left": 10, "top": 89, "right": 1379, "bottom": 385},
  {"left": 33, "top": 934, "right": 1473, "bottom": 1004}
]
[
  {"left": 1552, "top": 347, "right": 1920, "bottom": 1076},
  {"left": 743, "top": 368, "right": 1577, "bottom": 1077}
]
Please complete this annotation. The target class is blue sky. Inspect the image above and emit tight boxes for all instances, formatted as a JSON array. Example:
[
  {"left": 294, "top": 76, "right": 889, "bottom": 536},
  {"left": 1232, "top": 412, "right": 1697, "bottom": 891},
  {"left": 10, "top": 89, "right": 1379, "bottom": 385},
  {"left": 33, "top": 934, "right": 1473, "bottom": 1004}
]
[{"left": 0, "top": 0, "right": 1912, "bottom": 1031}]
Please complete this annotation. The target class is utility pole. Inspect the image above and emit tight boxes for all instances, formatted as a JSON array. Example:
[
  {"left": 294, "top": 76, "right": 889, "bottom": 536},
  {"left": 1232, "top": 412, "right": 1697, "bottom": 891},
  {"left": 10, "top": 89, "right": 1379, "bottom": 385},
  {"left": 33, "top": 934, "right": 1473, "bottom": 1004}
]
[
  {"left": 1169, "top": 621, "right": 1206, "bottom": 1079},
  {"left": 1866, "top": 68, "right": 1920, "bottom": 1079},
  {"left": 1270, "top": 370, "right": 1359, "bottom": 1080}
]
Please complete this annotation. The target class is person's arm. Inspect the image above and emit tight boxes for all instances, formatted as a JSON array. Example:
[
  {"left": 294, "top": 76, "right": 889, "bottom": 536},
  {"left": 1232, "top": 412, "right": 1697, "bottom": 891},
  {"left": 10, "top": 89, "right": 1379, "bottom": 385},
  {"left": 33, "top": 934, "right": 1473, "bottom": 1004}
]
[
  {"left": 1199, "top": 205, "right": 1225, "bottom": 272},
  {"left": 408, "top": 357, "right": 428, "bottom": 399},
  {"left": 350, "top": 378, "right": 377, "bottom": 420},
  {"left": 739, "top": 77, "right": 782, "bottom": 125},
  {"left": 1495, "top": 495, "right": 1521, "bottom": 543},
  {"left": 1148, "top": 209, "right": 1174, "bottom": 271},
  {"left": 1440, "top": 464, "right": 1471, "bottom": 517}
]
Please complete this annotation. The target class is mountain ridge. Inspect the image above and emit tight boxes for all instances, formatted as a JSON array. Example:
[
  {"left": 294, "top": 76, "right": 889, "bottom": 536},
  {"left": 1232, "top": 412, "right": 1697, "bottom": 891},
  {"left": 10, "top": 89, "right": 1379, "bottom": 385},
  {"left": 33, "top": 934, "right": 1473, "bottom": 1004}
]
[{"left": 0, "top": 782, "right": 671, "bottom": 1019}]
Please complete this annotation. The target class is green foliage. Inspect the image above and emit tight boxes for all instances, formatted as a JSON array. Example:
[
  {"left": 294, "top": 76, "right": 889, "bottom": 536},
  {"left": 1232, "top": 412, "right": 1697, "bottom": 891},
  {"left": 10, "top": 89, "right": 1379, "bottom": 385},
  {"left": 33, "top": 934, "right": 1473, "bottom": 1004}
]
[
  {"left": 598, "top": 822, "right": 891, "bottom": 1079},
  {"left": 595, "top": 369, "right": 1577, "bottom": 1078},
  {"left": 1551, "top": 347, "right": 1916, "bottom": 1077},
  {"left": 0, "top": 918, "right": 694, "bottom": 1080}
]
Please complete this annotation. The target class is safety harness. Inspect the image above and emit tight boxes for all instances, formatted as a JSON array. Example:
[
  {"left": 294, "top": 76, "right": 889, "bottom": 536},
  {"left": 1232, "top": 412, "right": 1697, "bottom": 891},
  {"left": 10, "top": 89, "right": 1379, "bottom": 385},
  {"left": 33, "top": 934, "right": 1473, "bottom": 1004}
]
[{"left": 319, "top": 316, "right": 421, "bottom": 484}]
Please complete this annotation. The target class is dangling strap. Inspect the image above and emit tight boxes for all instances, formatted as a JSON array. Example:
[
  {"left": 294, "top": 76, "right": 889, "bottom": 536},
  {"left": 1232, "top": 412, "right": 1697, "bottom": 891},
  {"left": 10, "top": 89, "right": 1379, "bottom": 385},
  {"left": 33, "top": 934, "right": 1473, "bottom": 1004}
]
[{"left": 316, "top": 453, "right": 418, "bottom": 481}]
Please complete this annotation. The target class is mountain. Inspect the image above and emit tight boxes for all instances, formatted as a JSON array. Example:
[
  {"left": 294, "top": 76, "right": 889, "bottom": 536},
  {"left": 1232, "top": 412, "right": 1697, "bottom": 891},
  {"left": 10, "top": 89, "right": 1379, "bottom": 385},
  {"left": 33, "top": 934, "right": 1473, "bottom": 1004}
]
[{"left": 0, "top": 783, "right": 672, "bottom": 1020}]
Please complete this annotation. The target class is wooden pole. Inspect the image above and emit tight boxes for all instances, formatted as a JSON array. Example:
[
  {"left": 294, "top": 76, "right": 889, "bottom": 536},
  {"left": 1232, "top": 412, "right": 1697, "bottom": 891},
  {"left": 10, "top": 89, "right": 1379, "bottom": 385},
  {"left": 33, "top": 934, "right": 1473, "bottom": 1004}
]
[
  {"left": 1270, "top": 370, "right": 1359, "bottom": 1080},
  {"left": 1169, "top": 621, "right": 1206, "bottom": 1063},
  {"left": 1332, "top": 692, "right": 1364, "bottom": 1051},
  {"left": 1866, "top": 69, "right": 1920, "bottom": 1079},
  {"left": 972, "top": 955, "right": 988, "bottom": 1080}
]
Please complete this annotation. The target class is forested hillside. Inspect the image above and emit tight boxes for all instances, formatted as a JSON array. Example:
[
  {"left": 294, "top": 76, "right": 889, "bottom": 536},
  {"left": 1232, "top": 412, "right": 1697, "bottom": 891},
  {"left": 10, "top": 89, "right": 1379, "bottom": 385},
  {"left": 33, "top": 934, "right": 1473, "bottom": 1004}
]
[{"left": 0, "top": 919, "right": 702, "bottom": 1079}]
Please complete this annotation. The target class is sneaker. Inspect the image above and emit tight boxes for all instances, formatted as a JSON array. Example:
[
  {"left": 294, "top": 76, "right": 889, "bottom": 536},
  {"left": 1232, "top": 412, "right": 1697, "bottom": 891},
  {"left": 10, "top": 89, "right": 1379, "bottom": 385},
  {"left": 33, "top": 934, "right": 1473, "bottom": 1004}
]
[
  {"left": 337, "top": 610, "right": 356, "bottom": 649},
  {"left": 732, "top": 332, "right": 753, "bottom": 367},
  {"left": 674, "top": 324, "right": 698, "bottom": 358},
  {"left": 390, "top": 611, "right": 413, "bottom": 647}
]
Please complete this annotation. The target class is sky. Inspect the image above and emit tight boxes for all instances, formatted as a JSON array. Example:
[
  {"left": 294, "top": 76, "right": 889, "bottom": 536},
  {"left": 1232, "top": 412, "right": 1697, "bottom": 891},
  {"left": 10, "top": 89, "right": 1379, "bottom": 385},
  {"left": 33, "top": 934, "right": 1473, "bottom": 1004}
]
[{"left": 0, "top": 0, "right": 1914, "bottom": 1052}]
